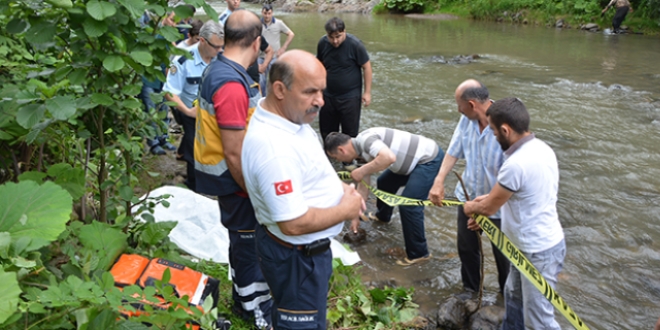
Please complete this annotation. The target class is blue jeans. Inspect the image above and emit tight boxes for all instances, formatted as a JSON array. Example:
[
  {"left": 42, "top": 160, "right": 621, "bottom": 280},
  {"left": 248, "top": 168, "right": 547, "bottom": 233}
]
[
  {"left": 258, "top": 56, "right": 275, "bottom": 96},
  {"left": 139, "top": 84, "right": 169, "bottom": 148},
  {"left": 375, "top": 150, "right": 443, "bottom": 260},
  {"left": 502, "top": 239, "right": 566, "bottom": 330}
]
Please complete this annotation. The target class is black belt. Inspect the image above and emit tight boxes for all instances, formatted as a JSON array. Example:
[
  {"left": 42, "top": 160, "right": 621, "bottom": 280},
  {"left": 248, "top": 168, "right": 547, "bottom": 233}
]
[
  {"left": 263, "top": 226, "right": 331, "bottom": 257},
  {"left": 264, "top": 226, "right": 303, "bottom": 250}
]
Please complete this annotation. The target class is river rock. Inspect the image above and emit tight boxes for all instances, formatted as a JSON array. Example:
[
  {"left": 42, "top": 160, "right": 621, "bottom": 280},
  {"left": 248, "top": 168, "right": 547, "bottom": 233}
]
[
  {"left": 342, "top": 228, "right": 367, "bottom": 244},
  {"left": 468, "top": 305, "right": 504, "bottom": 330},
  {"left": 436, "top": 296, "right": 467, "bottom": 330},
  {"left": 583, "top": 23, "right": 599, "bottom": 30},
  {"left": 555, "top": 19, "right": 564, "bottom": 28}
]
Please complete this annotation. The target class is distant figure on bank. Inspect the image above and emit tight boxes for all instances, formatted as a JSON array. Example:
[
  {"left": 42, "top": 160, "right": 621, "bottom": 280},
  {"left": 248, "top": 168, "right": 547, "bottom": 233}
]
[
  {"left": 163, "top": 20, "right": 224, "bottom": 192},
  {"left": 429, "top": 79, "right": 510, "bottom": 295},
  {"left": 259, "top": 4, "right": 295, "bottom": 95},
  {"left": 243, "top": 50, "right": 364, "bottom": 329},
  {"left": 219, "top": 0, "right": 240, "bottom": 25},
  {"left": 602, "top": 0, "right": 633, "bottom": 34},
  {"left": 194, "top": 10, "right": 273, "bottom": 329},
  {"left": 463, "top": 97, "right": 566, "bottom": 330},
  {"left": 325, "top": 128, "right": 443, "bottom": 266},
  {"left": 317, "top": 17, "right": 372, "bottom": 141}
]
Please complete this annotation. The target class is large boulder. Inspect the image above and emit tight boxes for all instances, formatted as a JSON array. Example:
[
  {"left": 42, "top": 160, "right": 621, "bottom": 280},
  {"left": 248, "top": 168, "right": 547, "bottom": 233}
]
[
  {"left": 468, "top": 305, "right": 504, "bottom": 330},
  {"left": 436, "top": 296, "right": 467, "bottom": 330}
]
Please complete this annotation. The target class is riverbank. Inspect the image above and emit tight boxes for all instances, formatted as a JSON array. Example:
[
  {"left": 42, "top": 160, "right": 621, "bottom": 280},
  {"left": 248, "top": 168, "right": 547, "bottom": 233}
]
[{"left": 263, "top": 0, "right": 659, "bottom": 34}]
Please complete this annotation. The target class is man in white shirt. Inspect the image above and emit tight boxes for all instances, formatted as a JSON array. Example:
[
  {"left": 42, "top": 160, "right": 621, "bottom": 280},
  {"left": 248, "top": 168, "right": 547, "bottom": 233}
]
[
  {"left": 259, "top": 4, "right": 295, "bottom": 95},
  {"left": 242, "top": 50, "right": 364, "bottom": 329},
  {"left": 463, "top": 97, "right": 565, "bottom": 330}
]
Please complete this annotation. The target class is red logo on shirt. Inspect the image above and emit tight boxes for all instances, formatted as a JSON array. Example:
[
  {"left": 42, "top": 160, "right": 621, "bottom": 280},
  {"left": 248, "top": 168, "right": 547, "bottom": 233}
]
[{"left": 274, "top": 180, "right": 293, "bottom": 196}]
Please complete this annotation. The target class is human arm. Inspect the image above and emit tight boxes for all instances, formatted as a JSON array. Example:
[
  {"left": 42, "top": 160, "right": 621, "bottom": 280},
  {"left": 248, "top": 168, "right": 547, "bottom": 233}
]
[
  {"left": 361, "top": 61, "right": 372, "bottom": 107},
  {"left": 602, "top": 0, "right": 616, "bottom": 13},
  {"left": 213, "top": 82, "right": 250, "bottom": 191},
  {"left": 220, "top": 128, "right": 247, "bottom": 191},
  {"left": 350, "top": 146, "right": 395, "bottom": 182},
  {"left": 463, "top": 184, "right": 512, "bottom": 219},
  {"left": 260, "top": 46, "right": 273, "bottom": 73},
  {"left": 164, "top": 93, "right": 196, "bottom": 118},
  {"left": 277, "top": 30, "right": 295, "bottom": 57},
  {"left": 428, "top": 153, "right": 459, "bottom": 206},
  {"left": 277, "top": 183, "right": 365, "bottom": 236}
]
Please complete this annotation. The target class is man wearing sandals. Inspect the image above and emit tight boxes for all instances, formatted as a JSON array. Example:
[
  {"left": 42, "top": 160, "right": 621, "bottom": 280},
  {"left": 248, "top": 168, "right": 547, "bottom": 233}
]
[{"left": 325, "top": 128, "right": 443, "bottom": 265}]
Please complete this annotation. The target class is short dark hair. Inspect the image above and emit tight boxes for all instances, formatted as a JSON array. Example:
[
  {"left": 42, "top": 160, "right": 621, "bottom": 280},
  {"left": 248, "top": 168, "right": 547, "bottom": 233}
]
[
  {"left": 189, "top": 19, "right": 203, "bottom": 37},
  {"left": 460, "top": 81, "right": 489, "bottom": 103},
  {"left": 324, "top": 132, "right": 352, "bottom": 154},
  {"left": 225, "top": 9, "right": 262, "bottom": 48},
  {"left": 269, "top": 60, "right": 294, "bottom": 90},
  {"left": 486, "top": 97, "right": 530, "bottom": 134},
  {"left": 325, "top": 17, "right": 345, "bottom": 34},
  {"left": 185, "top": 4, "right": 196, "bottom": 15},
  {"left": 262, "top": 4, "right": 273, "bottom": 11}
]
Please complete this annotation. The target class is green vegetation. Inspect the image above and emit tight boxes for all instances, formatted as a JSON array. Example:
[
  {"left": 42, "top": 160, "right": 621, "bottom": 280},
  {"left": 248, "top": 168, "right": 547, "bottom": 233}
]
[
  {"left": 376, "top": 0, "right": 660, "bottom": 34},
  {"left": 0, "top": 0, "right": 424, "bottom": 328}
]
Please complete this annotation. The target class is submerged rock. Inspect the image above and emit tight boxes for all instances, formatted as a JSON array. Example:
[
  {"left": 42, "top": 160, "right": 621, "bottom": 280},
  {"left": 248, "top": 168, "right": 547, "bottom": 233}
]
[
  {"left": 437, "top": 296, "right": 467, "bottom": 330},
  {"left": 468, "top": 305, "right": 504, "bottom": 330}
]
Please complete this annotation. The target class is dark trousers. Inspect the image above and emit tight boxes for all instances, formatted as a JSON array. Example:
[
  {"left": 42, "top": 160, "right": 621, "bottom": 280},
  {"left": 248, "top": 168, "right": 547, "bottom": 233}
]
[
  {"left": 139, "top": 84, "right": 169, "bottom": 147},
  {"left": 218, "top": 195, "right": 273, "bottom": 329},
  {"left": 319, "top": 94, "right": 362, "bottom": 141},
  {"left": 255, "top": 226, "right": 332, "bottom": 329},
  {"left": 375, "top": 151, "right": 443, "bottom": 260},
  {"left": 180, "top": 112, "right": 196, "bottom": 192},
  {"left": 612, "top": 6, "right": 629, "bottom": 32},
  {"left": 457, "top": 205, "right": 510, "bottom": 293}
]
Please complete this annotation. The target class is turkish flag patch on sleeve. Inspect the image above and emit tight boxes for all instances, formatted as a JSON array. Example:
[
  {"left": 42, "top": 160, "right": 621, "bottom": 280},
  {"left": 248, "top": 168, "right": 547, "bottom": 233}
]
[{"left": 274, "top": 180, "right": 293, "bottom": 196}]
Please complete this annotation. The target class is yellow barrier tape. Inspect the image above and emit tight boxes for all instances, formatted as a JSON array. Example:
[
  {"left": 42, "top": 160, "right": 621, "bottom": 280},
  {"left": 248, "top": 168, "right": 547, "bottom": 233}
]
[{"left": 337, "top": 171, "right": 589, "bottom": 330}]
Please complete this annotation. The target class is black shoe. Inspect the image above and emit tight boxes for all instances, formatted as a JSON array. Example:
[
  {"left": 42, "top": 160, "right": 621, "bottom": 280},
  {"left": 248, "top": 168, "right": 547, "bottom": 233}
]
[{"left": 150, "top": 145, "right": 166, "bottom": 155}]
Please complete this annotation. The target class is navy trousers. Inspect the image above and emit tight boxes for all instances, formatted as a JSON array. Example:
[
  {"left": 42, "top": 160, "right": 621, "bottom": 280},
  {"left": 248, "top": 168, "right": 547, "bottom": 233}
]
[
  {"left": 375, "top": 151, "right": 443, "bottom": 260},
  {"left": 256, "top": 225, "right": 332, "bottom": 329}
]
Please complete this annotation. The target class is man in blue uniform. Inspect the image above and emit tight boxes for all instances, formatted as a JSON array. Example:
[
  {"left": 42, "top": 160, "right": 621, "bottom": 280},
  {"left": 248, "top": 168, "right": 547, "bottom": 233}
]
[{"left": 163, "top": 20, "right": 224, "bottom": 192}]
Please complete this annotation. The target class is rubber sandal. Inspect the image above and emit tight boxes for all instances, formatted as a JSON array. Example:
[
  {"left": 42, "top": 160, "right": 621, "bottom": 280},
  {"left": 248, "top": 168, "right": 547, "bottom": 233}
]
[
  {"left": 396, "top": 254, "right": 432, "bottom": 266},
  {"left": 359, "top": 212, "right": 383, "bottom": 222}
]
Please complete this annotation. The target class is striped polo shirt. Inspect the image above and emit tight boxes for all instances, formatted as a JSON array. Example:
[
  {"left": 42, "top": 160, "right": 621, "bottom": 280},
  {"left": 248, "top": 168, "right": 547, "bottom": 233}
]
[
  {"left": 446, "top": 115, "right": 504, "bottom": 218},
  {"left": 352, "top": 127, "right": 439, "bottom": 175}
]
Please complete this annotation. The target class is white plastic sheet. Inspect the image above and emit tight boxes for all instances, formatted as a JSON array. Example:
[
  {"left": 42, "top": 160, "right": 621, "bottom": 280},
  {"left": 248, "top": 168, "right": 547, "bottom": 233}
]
[{"left": 137, "top": 186, "right": 361, "bottom": 266}]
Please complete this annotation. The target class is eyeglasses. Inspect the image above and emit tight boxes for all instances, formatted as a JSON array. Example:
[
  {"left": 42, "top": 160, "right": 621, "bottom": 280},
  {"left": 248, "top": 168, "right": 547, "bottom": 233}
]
[{"left": 203, "top": 37, "right": 223, "bottom": 50}]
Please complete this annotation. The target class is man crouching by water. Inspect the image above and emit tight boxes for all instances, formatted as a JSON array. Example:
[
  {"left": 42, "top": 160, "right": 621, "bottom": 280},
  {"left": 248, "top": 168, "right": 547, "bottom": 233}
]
[
  {"left": 242, "top": 50, "right": 365, "bottom": 329},
  {"left": 463, "top": 97, "right": 565, "bottom": 330}
]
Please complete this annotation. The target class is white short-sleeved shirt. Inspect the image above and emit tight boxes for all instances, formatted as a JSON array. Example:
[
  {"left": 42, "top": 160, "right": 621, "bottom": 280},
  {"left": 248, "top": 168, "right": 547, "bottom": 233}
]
[
  {"left": 498, "top": 134, "right": 564, "bottom": 253},
  {"left": 242, "top": 100, "right": 345, "bottom": 244}
]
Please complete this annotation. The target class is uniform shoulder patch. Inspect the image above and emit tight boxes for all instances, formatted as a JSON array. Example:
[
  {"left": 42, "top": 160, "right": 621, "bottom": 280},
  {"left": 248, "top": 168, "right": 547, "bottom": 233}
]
[{"left": 169, "top": 65, "right": 177, "bottom": 75}]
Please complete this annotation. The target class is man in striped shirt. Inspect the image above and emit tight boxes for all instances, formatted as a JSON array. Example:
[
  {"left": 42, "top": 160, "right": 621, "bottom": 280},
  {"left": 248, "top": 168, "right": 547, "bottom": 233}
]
[
  {"left": 429, "top": 79, "right": 510, "bottom": 295},
  {"left": 325, "top": 127, "right": 444, "bottom": 265}
]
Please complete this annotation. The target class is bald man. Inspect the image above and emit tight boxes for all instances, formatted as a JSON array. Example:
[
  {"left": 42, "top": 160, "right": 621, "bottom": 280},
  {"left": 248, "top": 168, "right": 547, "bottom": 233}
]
[
  {"left": 242, "top": 50, "right": 365, "bottom": 329},
  {"left": 194, "top": 10, "right": 273, "bottom": 329},
  {"left": 429, "top": 79, "right": 510, "bottom": 295}
]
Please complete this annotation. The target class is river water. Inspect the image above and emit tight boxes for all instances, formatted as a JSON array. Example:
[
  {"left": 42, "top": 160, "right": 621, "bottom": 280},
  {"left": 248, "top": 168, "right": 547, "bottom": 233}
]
[{"left": 208, "top": 4, "right": 660, "bottom": 329}]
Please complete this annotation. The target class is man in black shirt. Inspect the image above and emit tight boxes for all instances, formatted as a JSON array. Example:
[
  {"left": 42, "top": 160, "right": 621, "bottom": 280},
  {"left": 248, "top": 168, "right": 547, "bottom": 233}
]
[{"left": 316, "top": 17, "right": 372, "bottom": 141}]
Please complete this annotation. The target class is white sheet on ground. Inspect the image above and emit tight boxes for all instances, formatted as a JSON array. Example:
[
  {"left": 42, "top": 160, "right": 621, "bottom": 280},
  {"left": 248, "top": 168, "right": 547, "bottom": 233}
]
[{"left": 136, "top": 186, "right": 361, "bottom": 266}]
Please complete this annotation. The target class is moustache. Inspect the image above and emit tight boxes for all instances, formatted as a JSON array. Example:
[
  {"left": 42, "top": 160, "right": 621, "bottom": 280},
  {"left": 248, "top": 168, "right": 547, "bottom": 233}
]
[{"left": 305, "top": 105, "right": 321, "bottom": 114}]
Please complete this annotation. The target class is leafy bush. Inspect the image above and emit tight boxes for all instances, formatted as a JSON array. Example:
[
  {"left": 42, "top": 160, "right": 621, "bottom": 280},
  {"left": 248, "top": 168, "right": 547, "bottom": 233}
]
[{"left": 381, "top": 0, "right": 430, "bottom": 13}]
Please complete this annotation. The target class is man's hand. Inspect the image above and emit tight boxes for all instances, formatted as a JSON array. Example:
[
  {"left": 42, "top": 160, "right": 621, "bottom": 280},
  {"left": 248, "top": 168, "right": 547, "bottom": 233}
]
[
  {"left": 341, "top": 183, "right": 366, "bottom": 220},
  {"left": 428, "top": 181, "right": 445, "bottom": 206},
  {"left": 277, "top": 48, "right": 286, "bottom": 57},
  {"left": 362, "top": 92, "right": 371, "bottom": 107},
  {"left": 467, "top": 218, "right": 481, "bottom": 231},
  {"left": 350, "top": 217, "right": 360, "bottom": 233},
  {"left": 258, "top": 62, "right": 268, "bottom": 74}
]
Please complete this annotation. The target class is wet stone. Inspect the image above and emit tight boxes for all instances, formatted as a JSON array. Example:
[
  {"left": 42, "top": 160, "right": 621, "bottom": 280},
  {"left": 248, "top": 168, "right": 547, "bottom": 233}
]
[{"left": 342, "top": 227, "right": 367, "bottom": 244}]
